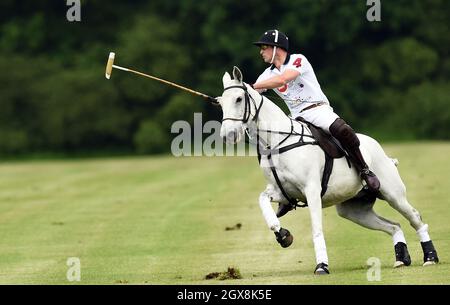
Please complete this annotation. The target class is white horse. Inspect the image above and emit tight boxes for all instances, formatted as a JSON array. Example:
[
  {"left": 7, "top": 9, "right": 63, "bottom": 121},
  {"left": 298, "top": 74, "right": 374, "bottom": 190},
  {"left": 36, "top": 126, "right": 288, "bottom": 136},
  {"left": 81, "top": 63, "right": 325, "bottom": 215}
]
[{"left": 218, "top": 66, "right": 439, "bottom": 274}]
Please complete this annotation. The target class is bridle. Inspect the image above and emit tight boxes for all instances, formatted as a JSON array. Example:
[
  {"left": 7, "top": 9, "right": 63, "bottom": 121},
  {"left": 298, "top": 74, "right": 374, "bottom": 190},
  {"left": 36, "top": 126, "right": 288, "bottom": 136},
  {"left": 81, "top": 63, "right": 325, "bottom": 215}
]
[{"left": 221, "top": 85, "right": 263, "bottom": 124}]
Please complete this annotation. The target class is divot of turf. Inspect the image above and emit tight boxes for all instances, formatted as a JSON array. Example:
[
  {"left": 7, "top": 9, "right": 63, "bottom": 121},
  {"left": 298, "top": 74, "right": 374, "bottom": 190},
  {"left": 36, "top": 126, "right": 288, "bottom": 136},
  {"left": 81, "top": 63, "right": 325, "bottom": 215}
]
[{"left": 205, "top": 267, "right": 242, "bottom": 280}]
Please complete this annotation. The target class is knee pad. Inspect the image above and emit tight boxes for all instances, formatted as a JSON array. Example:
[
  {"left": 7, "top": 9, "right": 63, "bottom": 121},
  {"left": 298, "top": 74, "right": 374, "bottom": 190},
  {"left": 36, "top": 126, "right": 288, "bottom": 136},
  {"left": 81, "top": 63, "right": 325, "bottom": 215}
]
[{"left": 330, "top": 118, "right": 360, "bottom": 148}]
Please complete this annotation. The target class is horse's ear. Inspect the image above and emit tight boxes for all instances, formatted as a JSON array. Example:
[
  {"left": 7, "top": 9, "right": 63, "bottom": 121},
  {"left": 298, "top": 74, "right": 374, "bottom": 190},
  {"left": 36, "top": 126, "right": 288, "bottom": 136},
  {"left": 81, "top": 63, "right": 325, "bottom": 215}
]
[
  {"left": 232, "top": 66, "right": 243, "bottom": 83},
  {"left": 222, "top": 72, "right": 232, "bottom": 88}
]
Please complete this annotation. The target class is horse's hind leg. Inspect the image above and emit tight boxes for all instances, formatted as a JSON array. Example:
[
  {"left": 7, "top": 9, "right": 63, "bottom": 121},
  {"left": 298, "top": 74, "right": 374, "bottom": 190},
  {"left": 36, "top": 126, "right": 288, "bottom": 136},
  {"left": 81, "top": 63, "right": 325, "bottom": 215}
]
[
  {"left": 382, "top": 193, "right": 439, "bottom": 266},
  {"left": 336, "top": 193, "right": 411, "bottom": 267},
  {"left": 379, "top": 175, "right": 439, "bottom": 266}
]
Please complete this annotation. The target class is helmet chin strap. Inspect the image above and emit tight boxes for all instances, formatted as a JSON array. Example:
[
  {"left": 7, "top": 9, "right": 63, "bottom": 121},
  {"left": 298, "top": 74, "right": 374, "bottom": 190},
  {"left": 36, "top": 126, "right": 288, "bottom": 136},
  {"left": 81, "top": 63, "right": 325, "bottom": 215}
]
[{"left": 270, "top": 46, "right": 277, "bottom": 64}]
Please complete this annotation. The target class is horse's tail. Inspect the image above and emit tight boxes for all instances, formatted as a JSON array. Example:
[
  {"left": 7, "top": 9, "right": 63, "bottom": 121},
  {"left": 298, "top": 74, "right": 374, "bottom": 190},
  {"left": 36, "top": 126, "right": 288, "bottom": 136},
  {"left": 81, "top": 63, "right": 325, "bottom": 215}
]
[
  {"left": 358, "top": 134, "right": 399, "bottom": 168},
  {"left": 391, "top": 158, "right": 399, "bottom": 167}
]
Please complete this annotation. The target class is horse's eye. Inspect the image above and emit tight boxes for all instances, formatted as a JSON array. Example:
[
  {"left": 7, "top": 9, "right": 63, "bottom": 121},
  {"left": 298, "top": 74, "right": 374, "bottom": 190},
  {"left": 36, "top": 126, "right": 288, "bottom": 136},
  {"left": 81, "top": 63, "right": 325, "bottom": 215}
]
[{"left": 236, "top": 97, "right": 242, "bottom": 103}]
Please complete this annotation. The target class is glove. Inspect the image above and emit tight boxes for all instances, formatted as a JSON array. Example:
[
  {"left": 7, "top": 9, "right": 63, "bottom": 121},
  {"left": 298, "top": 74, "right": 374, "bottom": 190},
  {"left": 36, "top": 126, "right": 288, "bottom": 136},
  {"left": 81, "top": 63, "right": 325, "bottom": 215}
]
[{"left": 206, "top": 96, "right": 221, "bottom": 106}]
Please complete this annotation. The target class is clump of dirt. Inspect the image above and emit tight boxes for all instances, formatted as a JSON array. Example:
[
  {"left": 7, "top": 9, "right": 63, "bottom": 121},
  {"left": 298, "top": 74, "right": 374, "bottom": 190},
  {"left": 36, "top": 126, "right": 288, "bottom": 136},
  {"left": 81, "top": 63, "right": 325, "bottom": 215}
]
[
  {"left": 114, "top": 279, "right": 129, "bottom": 284},
  {"left": 205, "top": 267, "right": 242, "bottom": 280},
  {"left": 225, "top": 223, "right": 242, "bottom": 231},
  {"left": 205, "top": 272, "right": 220, "bottom": 280}
]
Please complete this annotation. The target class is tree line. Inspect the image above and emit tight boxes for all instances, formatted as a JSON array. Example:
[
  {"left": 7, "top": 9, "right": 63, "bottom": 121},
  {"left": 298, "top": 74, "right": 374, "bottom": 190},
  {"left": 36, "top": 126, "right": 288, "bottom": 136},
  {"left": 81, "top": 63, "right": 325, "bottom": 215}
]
[{"left": 0, "top": 0, "right": 448, "bottom": 155}]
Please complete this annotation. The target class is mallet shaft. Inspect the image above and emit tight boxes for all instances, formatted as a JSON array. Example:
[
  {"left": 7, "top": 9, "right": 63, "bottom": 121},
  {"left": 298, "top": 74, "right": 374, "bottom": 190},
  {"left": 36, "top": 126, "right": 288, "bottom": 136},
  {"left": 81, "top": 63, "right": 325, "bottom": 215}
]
[
  {"left": 105, "top": 52, "right": 217, "bottom": 104},
  {"left": 113, "top": 65, "right": 212, "bottom": 100}
]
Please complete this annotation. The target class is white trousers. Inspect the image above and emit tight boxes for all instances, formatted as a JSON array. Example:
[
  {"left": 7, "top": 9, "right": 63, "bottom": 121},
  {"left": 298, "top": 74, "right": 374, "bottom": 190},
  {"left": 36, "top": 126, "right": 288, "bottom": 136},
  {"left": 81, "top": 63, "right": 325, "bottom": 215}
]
[{"left": 296, "top": 104, "right": 339, "bottom": 134}]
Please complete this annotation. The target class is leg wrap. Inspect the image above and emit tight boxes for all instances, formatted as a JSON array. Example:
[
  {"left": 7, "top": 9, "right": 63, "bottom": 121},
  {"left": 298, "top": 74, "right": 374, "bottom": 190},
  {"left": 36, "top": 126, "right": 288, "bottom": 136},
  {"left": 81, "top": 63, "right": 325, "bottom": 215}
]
[
  {"left": 416, "top": 224, "right": 431, "bottom": 242},
  {"left": 259, "top": 192, "right": 280, "bottom": 232}
]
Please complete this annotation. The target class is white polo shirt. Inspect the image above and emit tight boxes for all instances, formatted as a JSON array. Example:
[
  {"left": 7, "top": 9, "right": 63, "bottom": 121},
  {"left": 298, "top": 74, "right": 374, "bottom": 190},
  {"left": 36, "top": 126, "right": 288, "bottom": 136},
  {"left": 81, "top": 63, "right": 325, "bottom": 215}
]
[{"left": 255, "top": 53, "right": 330, "bottom": 118}]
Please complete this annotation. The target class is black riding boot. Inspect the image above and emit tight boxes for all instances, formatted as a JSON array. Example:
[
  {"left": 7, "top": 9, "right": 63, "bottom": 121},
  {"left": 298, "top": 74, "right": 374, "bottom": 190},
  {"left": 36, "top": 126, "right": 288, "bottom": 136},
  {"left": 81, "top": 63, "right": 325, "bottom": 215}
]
[
  {"left": 330, "top": 118, "right": 380, "bottom": 192},
  {"left": 348, "top": 146, "right": 381, "bottom": 192}
]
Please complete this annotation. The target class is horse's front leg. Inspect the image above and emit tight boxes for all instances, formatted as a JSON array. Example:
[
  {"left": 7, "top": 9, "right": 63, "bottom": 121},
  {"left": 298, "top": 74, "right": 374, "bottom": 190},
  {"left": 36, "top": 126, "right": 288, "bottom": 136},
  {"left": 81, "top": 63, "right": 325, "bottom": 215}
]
[
  {"left": 259, "top": 185, "right": 293, "bottom": 248},
  {"left": 305, "top": 184, "right": 329, "bottom": 275}
]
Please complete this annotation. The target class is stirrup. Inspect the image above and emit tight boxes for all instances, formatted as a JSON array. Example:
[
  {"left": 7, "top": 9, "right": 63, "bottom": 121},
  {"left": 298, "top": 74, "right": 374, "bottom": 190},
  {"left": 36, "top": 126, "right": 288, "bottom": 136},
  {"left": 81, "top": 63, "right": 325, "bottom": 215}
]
[
  {"left": 360, "top": 168, "right": 372, "bottom": 176},
  {"left": 360, "top": 169, "right": 380, "bottom": 192}
]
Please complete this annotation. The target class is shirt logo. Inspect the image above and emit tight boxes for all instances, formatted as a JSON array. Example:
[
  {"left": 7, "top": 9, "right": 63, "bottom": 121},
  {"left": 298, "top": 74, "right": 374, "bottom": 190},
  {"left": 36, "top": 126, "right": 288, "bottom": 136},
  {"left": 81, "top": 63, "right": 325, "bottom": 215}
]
[{"left": 277, "top": 84, "right": 288, "bottom": 93}]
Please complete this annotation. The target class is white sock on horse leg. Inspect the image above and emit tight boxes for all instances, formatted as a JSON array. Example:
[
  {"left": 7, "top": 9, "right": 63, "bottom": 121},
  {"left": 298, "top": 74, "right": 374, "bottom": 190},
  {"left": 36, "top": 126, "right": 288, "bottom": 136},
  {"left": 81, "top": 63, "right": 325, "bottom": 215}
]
[
  {"left": 392, "top": 229, "right": 407, "bottom": 245},
  {"left": 259, "top": 193, "right": 280, "bottom": 232},
  {"left": 416, "top": 224, "right": 431, "bottom": 242}
]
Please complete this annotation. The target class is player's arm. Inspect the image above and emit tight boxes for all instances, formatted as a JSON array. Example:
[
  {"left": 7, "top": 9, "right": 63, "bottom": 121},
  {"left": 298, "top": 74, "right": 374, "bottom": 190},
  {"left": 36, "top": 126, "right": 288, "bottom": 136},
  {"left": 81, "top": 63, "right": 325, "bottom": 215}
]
[{"left": 253, "top": 69, "right": 300, "bottom": 90}]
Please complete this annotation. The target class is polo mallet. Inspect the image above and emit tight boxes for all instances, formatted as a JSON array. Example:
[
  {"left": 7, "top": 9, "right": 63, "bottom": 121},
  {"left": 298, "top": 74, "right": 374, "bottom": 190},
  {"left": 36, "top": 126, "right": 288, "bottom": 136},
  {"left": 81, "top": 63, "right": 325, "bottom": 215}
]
[{"left": 105, "top": 52, "right": 218, "bottom": 105}]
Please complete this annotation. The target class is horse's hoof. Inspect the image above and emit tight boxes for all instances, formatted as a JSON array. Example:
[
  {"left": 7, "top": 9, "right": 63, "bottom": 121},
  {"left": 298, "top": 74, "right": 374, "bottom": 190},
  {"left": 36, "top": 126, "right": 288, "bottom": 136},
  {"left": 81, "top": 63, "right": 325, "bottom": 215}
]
[
  {"left": 421, "top": 241, "right": 439, "bottom": 266},
  {"left": 274, "top": 228, "right": 293, "bottom": 248},
  {"left": 394, "top": 242, "right": 411, "bottom": 267},
  {"left": 314, "top": 263, "right": 329, "bottom": 275}
]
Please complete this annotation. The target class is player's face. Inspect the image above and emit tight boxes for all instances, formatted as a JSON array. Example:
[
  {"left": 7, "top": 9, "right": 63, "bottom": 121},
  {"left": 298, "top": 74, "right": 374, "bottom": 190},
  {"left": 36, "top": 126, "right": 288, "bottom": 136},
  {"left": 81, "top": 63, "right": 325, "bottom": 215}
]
[{"left": 259, "top": 45, "right": 273, "bottom": 63}]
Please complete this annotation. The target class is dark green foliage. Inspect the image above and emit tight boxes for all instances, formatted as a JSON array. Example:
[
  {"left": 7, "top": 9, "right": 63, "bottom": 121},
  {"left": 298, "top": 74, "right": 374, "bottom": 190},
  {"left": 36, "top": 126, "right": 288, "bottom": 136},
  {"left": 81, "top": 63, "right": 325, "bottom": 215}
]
[
  {"left": 134, "top": 120, "right": 169, "bottom": 154},
  {"left": 402, "top": 82, "right": 449, "bottom": 139},
  {"left": 0, "top": 0, "right": 448, "bottom": 155}
]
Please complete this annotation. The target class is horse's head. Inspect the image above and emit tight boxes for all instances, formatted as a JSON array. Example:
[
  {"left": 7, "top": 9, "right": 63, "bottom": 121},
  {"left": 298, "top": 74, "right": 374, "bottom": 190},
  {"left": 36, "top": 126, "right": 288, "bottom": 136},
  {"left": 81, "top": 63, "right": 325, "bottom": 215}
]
[{"left": 219, "top": 66, "right": 253, "bottom": 144}]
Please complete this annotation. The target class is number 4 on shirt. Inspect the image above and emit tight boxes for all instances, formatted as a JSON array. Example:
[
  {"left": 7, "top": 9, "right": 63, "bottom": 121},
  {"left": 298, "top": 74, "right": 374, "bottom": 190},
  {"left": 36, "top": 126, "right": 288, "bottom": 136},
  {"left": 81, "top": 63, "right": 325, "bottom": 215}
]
[{"left": 293, "top": 57, "right": 302, "bottom": 68}]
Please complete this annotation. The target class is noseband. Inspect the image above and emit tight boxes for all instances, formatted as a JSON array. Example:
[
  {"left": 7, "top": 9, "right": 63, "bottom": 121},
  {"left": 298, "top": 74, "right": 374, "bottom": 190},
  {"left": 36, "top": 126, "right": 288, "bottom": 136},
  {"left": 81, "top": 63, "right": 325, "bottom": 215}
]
[{"left": 221, "top": 85, "right": 263, "bottom": 124}]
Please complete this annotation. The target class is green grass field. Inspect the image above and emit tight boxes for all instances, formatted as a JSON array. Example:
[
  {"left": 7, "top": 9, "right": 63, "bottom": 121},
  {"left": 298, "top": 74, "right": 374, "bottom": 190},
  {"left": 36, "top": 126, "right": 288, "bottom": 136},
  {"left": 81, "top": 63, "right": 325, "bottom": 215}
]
[{"left": 0, "top": 142, "right": 449, "bottom": 284}]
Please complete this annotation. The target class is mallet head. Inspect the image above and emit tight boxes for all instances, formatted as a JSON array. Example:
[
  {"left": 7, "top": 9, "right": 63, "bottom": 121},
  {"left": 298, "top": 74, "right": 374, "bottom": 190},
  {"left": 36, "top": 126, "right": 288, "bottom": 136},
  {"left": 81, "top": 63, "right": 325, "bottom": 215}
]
[{"left": 105, "top": 52, "right": 115, "bottom": 79}]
